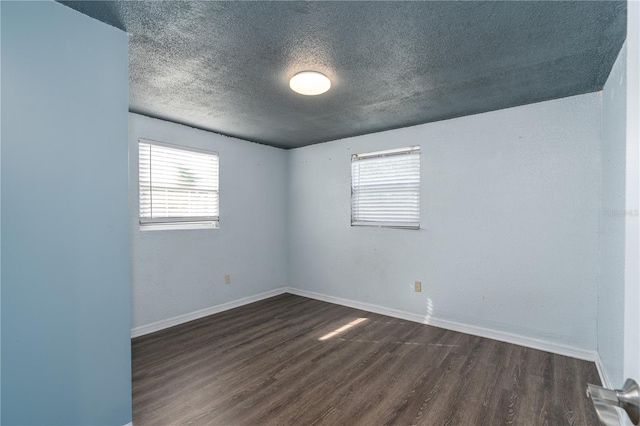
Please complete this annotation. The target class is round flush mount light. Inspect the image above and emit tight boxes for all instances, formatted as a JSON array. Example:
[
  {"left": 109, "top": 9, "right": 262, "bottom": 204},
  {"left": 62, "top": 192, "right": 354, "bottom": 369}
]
[{"left": 289, "top": 71, "right": 331, "bottom": 96}]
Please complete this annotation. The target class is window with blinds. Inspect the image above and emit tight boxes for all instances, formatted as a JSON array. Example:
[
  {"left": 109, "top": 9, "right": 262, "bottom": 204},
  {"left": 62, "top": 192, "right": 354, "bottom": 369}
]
[
  {"left": 351, "top": 146, "right": 420, "bottom": 229},
  {"left": 139, "top": 139, "right": 219, "bottom": 230}
]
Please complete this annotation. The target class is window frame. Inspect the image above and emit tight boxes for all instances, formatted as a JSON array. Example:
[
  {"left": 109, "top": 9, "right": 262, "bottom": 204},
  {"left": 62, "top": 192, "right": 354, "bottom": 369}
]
[
  {"left": 351, "top": 145, "right": 421, "bottom": 230},
  {"left": 138, "top": 138, "right": 220, "bottom": 231}
]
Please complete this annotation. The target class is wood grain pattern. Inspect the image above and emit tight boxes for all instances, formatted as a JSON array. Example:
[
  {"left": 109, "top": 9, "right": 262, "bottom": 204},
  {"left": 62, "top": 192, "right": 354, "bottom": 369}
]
[{"left": 132, "top": 294, "right": 602, "bottom": 425}]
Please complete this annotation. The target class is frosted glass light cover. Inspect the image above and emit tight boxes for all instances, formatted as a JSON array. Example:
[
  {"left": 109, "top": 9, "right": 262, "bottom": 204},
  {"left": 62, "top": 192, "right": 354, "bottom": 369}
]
[{"left": 289, "top": 71, "right": 331, "bottom": 96}]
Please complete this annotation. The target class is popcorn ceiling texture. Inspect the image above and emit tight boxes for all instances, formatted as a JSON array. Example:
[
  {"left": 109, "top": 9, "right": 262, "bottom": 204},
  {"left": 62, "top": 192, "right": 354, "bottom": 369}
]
[{"left": 61, "top": 1, "right": 625, "bottom": 148}]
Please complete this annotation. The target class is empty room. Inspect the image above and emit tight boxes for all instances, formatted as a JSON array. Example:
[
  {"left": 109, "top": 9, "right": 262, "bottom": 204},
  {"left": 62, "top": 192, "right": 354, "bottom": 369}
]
[{"left": 1, "top": 1, "right": 639, "bottom": 425}]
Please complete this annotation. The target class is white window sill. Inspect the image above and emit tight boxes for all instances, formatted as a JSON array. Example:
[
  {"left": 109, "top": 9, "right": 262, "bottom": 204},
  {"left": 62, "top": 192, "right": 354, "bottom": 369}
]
[
  {"left": 140, "top": 221, "right": 219, "bottom": 231},
  {"left": 351, "top": 221, "right": 420, "bottom": 230}
]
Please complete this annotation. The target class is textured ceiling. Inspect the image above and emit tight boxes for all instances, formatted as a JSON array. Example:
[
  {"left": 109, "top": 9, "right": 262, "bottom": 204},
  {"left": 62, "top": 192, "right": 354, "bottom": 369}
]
[{"left": 60, "top": 1, "right": 626, "bottom": 149}]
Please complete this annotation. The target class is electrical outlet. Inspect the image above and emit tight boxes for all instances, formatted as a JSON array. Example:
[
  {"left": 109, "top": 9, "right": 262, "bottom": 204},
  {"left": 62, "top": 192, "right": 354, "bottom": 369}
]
[
  {"left": 225, "top": 274, "right": 231, "bottom": 284},
  {"left": 414, "top": 281, "right": 422, "bottom": 292}
]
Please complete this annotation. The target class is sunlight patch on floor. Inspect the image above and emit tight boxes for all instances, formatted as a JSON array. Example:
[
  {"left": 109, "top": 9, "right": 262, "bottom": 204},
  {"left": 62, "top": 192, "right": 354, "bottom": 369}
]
[{"left": 319, "top": 318, "right": 368, "bottom": 341}]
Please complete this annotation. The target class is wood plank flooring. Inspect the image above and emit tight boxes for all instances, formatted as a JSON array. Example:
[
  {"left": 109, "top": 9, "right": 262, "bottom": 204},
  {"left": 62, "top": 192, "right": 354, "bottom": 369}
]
[{"left": 132, "top": 294, "right": 602, "bottom": 425}]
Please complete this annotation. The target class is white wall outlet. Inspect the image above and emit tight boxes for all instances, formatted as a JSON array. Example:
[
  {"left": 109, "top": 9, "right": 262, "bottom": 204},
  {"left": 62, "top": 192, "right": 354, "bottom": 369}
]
[
  {"left": 414, "top": 281, "right": 422, "bottom": 292},
  {"left": 225, "top": 274, "right": 231, "bottom": 284}
]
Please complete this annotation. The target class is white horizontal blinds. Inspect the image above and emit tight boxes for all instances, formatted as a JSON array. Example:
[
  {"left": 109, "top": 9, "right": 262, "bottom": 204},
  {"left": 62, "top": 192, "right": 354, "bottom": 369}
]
[
  {"left": 139, "top": 140, "right": 219, "bottom": 224},
  {"left": 351, "top": 146, "right": 420, "bottom": 229}
]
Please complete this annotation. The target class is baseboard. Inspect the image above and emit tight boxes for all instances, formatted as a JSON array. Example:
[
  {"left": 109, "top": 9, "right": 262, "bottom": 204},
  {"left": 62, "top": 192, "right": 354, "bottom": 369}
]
[
  {"left": 130, "top": 286, "right": 602, "bottom": 375},
  {"left": 124, "top": 422, "right": 133, "bottom": 426},
  {"left": 285, "top": 287, "right": 598, "bottom": 362},
  {"left": 594, "top": 352, "right": 614, "bottom": 389},
  {"left": 286, "top": 287, "right": 429, "bottom": 323},
  {"left": 593, "top": 354, "right": 625, "bottom": 424},
  {"left": 131, "top": 287, "right": 288, "bottom": 338}
]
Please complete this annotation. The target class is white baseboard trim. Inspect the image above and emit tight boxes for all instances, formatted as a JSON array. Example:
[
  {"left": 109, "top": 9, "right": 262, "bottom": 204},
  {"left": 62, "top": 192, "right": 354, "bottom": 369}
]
[
  {"left": 130, "top": 286, "right": 608, "bottom": 389},
  {"left": 593, "top": 354, "right": 625, "bottom": 425},
  {"left": 594, "top": 352, "right": 614, "bottom": 389},
  {"left": 285, "top": 287, "right": 599, "bottom": 363},
  {"left": 123, "top": 422, "right": 133, "bottom": 426},
  {"left": 131, "top": 287, "right": 288, "bottom": 338}
]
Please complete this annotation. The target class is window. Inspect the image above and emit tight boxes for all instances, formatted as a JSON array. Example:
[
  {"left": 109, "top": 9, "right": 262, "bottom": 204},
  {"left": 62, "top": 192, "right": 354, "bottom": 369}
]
[
  {"left": 139, "top": 139, "right": 219, "bottom": 230},
  {"left": 351, "top": 146, "right": 420, "bottom": 229}
]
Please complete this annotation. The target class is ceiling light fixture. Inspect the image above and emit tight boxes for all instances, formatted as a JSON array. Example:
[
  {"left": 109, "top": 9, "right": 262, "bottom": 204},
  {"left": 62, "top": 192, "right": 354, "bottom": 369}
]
[{"left": 289, "top": 71, "right": 331, "bottom": 96}]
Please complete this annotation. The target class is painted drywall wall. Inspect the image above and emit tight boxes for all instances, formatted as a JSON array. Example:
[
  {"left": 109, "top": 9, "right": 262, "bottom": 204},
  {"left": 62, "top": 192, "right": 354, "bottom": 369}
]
[
  {"left": 0, "top": 2, "right": 2, "bottom": 421},
  {"left": 288, "top": 93, "right": 601, "bottom": 350},
  {"left": 1, "top": 2, "right": 131, "bottom": 425},
  {"left": 0, "top": 2, "right": 3, "bottom": 422},
  {"left": 129, "top": 114, "right": 288, "bottom": 329},
  {"left": 599, "top": 41, "right": 627, "bottom": 387},
  {"left": 624, "top": 0, "right": 640, "bottom": 391}
]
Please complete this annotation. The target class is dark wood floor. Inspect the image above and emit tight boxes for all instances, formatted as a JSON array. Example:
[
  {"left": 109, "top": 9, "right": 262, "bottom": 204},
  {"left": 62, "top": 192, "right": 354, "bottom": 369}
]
[{"left": 132, "top": 294, "right": 602, "bottom": 425}]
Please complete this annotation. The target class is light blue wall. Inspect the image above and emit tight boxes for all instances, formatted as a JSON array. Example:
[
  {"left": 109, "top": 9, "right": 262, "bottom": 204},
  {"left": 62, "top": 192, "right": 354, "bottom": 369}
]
[
  {"left": 599, "top": 41, "right": 627, "bottom": 387},
  {"left": 1, "top": 2, "right": 131, "bottom": 425},
  {"left": 0, "top": 3, "right": 2, "bottom": 422},
  {"left": 129, "top": 114, "right": 288, "bottom": 329},
  {"left": 623, "top": 0, "right": 640, "bottom": 387},
  {"left": 288, "top": 93, "right": 602, "bottom": 350}
]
